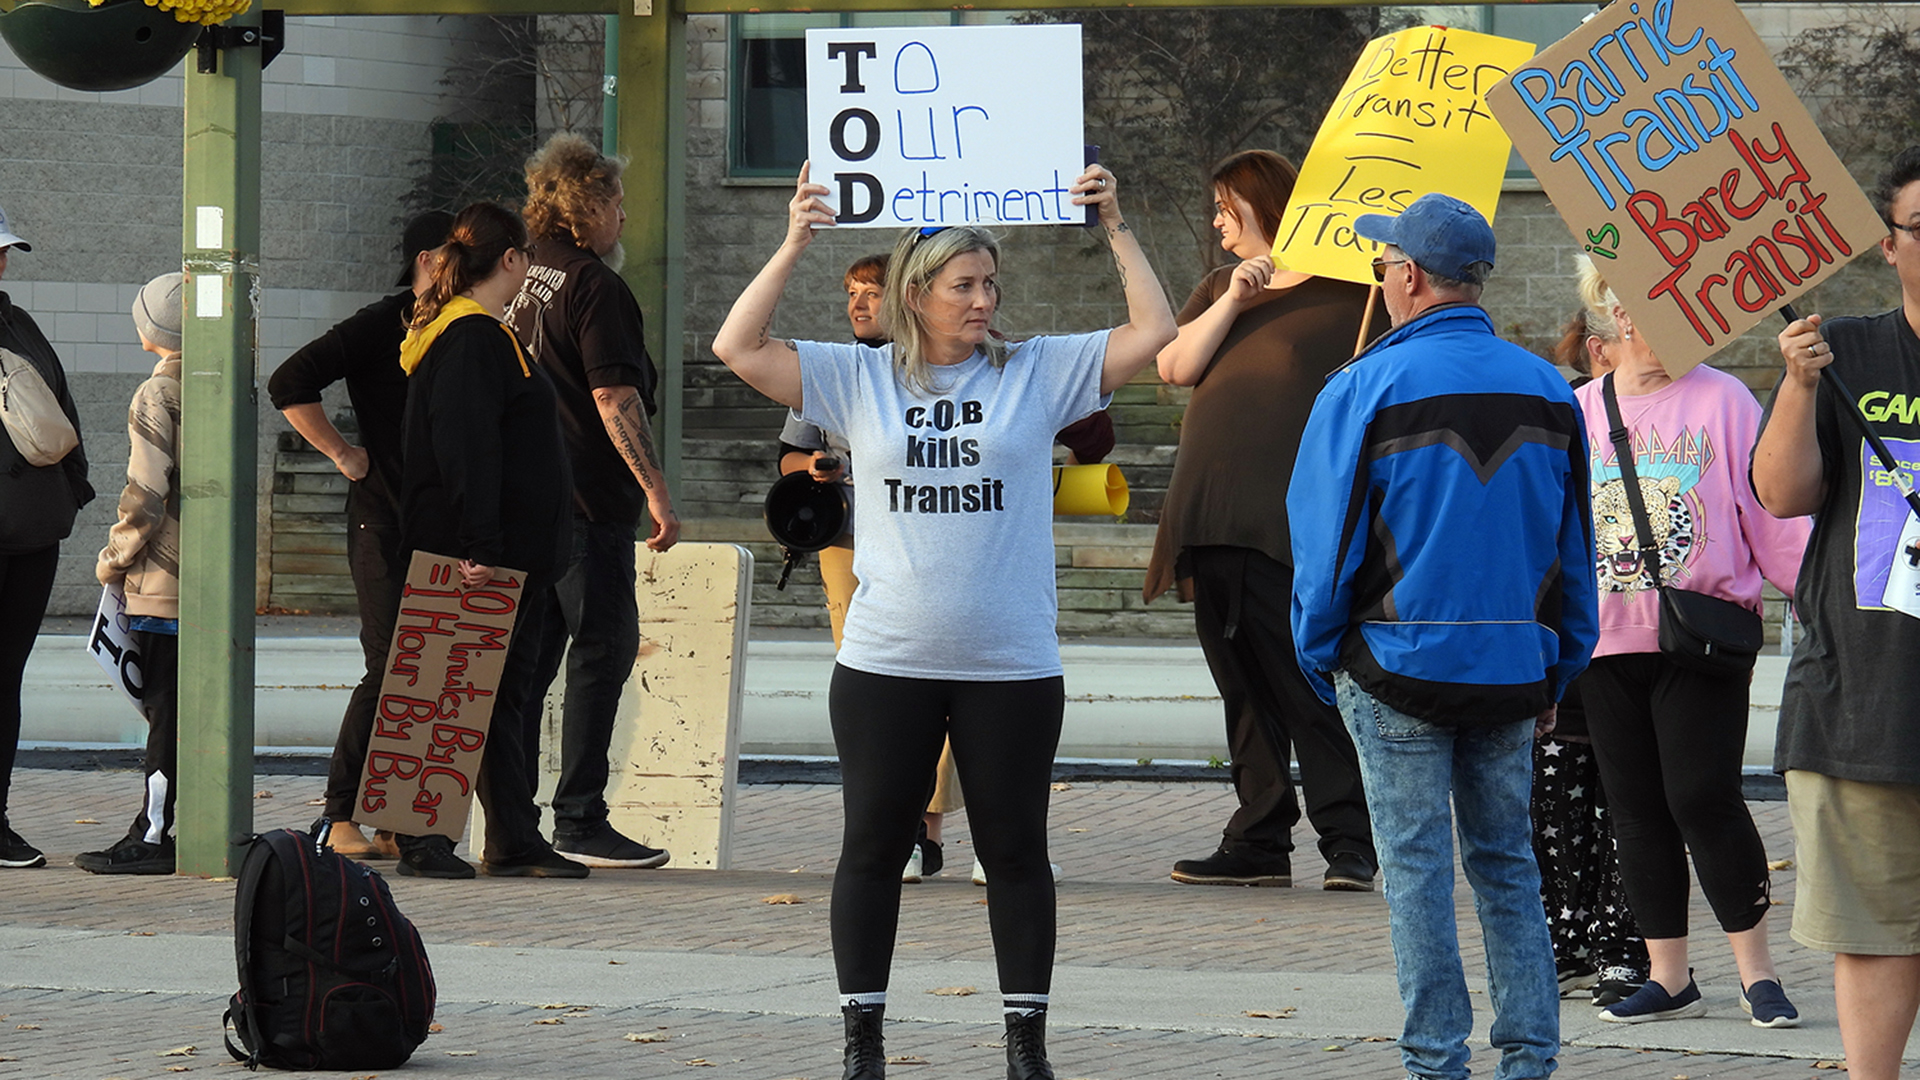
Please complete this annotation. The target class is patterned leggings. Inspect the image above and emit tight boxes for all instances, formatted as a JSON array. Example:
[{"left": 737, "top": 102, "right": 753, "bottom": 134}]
[{"left": 1531, "top": 737, "right": 1647, "bottom": 974}]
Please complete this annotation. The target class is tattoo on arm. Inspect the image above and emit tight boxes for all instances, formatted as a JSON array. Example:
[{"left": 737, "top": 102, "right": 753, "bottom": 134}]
[
  {"left": 780, "top": 339, "right": 797, "bottom": 352},
  {"left": 609, "top": 392, "right": 667, "bottom": 493},
  {"left": 755, "top": 318, "right": 771, "bottom": 348}
]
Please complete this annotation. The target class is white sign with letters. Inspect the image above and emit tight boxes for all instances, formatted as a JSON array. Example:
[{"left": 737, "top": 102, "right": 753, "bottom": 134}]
[
  {"left": 806, "top": 24, "right": 1087, "bottom": 229},
  {"left": 85, "top": 584, "right": 146, "bottom": 717}
]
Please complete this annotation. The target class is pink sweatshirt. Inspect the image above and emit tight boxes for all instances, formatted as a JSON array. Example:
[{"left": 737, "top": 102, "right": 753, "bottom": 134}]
[{"left": 1575, "top": 364, "right": 1812, "bottom": 658}]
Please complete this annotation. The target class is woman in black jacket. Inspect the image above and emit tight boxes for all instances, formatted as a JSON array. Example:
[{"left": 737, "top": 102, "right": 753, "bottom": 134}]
[
  {"left": 389, "top": 202, "right": 578, "bottom": 880},
  {"left": 0, "top": 212, "right": 93, "bottom": 869}
]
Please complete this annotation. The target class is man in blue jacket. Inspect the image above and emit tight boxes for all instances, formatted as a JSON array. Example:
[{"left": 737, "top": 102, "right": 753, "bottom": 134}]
[{"left": 1289, "top": 193, "right": 1598, "bottom": 1080}]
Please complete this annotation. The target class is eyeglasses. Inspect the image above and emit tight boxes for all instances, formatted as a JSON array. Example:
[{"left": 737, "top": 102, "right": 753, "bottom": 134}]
[
  {"left": 1889, "top": 220, "right": 1920, "bottom": 238},
  {"left": 909, "top": 225, "right": 950, "bottom": 252},
  {"left": 1370, "top": 257, "right": 1411, "bottom": 283}
]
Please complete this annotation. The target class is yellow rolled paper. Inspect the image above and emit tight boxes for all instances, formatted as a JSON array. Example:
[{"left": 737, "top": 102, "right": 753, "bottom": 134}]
[{"left": 1052, "top": 463, "right": 1128, "bottom": 517}]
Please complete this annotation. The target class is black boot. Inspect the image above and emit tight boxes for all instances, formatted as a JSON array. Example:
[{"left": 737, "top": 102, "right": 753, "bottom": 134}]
[
  {"left": 1005, "top": 1010, "right": 1055, "bottom": 1080},
  {"left": 841, "top": 1003, "right": 886, "bottom": 1080}
]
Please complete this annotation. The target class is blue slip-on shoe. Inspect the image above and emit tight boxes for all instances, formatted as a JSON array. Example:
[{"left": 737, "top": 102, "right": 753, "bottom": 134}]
[
  {"left": 1598, "top": 975, "right": 1706, "bottom": 1023},
  {"left": 1740, "top": 979, "right": 1801, "bottom": 1028}
]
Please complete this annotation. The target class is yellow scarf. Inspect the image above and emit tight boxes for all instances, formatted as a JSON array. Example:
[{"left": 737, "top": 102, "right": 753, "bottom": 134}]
[{"left": 398, "top": 296, "right": 530, "bottom": 378}]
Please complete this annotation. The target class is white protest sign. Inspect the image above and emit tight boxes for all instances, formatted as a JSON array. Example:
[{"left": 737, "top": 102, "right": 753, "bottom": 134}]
[
  {"left": 806, "top": 24, "right": 1087, "bottom": 229},
  {"left": 84, "top": 584, "right": 146, "bottom": 717}
]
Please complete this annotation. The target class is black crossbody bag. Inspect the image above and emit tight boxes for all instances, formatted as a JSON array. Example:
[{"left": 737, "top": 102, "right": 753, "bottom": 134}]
[{"left": 1600, "top": 372, "right": 1763, "bottom": 675}]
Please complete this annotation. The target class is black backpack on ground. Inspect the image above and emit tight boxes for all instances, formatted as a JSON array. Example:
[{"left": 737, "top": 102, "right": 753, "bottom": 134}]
[{"left": 223, "top": 817, "right": 436, "bottom": 1070}]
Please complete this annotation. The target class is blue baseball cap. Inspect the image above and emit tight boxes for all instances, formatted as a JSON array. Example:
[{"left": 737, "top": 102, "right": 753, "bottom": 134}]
[{"left": 1355, "top": 193, "right": 1494, "bottom": 284}]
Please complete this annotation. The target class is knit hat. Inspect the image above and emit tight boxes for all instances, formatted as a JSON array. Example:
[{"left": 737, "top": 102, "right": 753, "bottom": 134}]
[{"left": 132, "top": 272, "right": 185, "bottom": 352}]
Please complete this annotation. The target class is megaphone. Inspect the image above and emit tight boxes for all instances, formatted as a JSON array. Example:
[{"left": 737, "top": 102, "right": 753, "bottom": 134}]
[{"left": 764, "top": 471, "right": 851, "bottom": 589}]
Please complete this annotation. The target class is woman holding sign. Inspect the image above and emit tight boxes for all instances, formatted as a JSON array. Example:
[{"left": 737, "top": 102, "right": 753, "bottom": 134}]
[
  {"left": 1568, "top": 257, "right": 1810, "bottom": 1028},
  {"left": 713, "top": 162, "right": 1175, "bottom": 1080},
  {"left": 1146, "top": 150, "right": 1381, "bottom": 894},
  {"left": 391, "top": 202, "right": 582, "bottom": 881}
]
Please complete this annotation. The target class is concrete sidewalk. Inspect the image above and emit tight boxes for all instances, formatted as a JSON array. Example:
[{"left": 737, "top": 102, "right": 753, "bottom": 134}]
[
  {"left": 20, "top": 627, "right": 1796, "bottom": 766},
  {"left": 2, "top": 767, "right": 1900, "bottom": 1079}
]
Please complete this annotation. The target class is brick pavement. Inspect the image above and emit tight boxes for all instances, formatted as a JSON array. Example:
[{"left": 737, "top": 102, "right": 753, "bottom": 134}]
[{"left": 0, "top": 767, "right": 1884, "bottom": 1078}]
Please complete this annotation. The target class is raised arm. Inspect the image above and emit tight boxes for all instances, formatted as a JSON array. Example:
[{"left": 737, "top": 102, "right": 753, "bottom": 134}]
[
  {"left": 1752, "top": 314, "right": 1830, "bottom": 518},
  {"left": 711, "top": 163, "right": 836, "bottom": 410},
  {"left": 1157, "top": 258, "right": 1272, "bottom": 386},
  {"left": 1071, "top": 167, "right": 1177, "bottom": 394}
]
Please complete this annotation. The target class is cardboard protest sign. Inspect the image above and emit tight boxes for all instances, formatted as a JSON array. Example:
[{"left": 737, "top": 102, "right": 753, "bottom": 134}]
[
  {"left": 85, "top": 584, "right": 145, "bottom": 717},
  {"left": 806, "top": 24, "right": 1085, "bottom": 229},
  {"left": 1485, "top": 0, "right": 1886, "bottom": 375},
  {"left": 1274, "top": 25, "right": 1536, "bottom": 284},
  {"left": 355, "top": 552, "right": 526, "bottom": 840}
]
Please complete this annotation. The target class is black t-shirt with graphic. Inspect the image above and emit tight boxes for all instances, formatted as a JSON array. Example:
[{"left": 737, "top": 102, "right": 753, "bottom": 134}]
[
  {"left": 504, "top": 238, "right": 658, "bottom": 527},
  {"left": 1759, "top": 307, "right": 1920, "bottom": 785}
]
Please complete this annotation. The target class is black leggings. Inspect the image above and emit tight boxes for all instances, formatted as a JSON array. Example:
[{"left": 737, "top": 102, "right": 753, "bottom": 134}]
[
  {"left": 0, "top": 545, "right": 60, "bottom": 821},
  {"left": 1582, "top": 652, "right": 1770, "bottom": 939},
  {"left": 829, "top": 665, "right": 1063, "bottom": 994}
]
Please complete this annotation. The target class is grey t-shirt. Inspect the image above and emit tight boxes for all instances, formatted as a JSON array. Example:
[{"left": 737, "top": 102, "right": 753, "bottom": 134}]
[
  {"left": 796, "top": 333, "right": 1110, "bottom": 680},
  {"left": 1760, "top": 308, "right": 1920, "bottom": 785}
]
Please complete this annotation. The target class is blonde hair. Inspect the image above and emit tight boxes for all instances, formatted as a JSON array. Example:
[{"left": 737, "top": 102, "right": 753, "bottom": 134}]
[
  {"left": 522, "top": 132, "right": 625, "bottom": 247},
  {"left": 880, "top": 226, "right": 1008, "bottom": 394},
  {"left": 1575, "top": 255, "right": 1623, "bottom": 344}
]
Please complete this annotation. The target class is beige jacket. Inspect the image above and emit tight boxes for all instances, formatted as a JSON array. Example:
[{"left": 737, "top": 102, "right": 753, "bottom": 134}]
[{"left": 96, "top": 354, "right": 181, "bottom": 618}]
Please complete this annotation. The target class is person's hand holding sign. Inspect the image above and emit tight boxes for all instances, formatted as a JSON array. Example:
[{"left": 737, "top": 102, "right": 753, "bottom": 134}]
[
  {"left": 785, "top": 160, "right": 837, "bottom": 254},
  {"left": 1068, "top": 166, "right": 1180, "bottom": 394},
  {"left": 457, "top": 559, "right": 495, "bottom": 588},
  {"left": 1070, "top": 165, "right": 1123, "bottom": 229},
  {"left": 1778, "top": 313, "right": 1832, "bottom": 389}
]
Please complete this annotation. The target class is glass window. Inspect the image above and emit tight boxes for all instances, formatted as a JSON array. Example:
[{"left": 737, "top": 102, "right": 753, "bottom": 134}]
[{"left": 727, "top": 12, "right": 1013, "bottom": 178}]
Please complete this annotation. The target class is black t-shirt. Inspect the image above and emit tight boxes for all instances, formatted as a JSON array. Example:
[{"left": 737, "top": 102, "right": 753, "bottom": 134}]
[
  {"left": 266, "top": 291, "right": 412, "bottom": 524},
  {"left": 504, "top": 238, "right": 658, "bottom": 527},
  {"left": 1759, "top": 308, "right": 1920, "bottom": 785},
  {"left": 399, "top": 315, "right": 572, "bottom": 580}
]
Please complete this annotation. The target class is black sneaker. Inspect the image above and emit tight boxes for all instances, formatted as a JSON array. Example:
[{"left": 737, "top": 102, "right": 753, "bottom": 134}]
[
  {"left": 395, "top": 835, "right": 476, "bottom": 879},
  {"left": 554, "top": 822, "right": 669, "bottom": 868},
  {"left": 483, "top": 844, "right": 591, "bottom": 878},
  {"left": 74, "top": 834, "right": 174, "bottom": 875},
  {"left": 1005, "top": 1010, "right": 1055, "bottom": 1080},
  {"left": 841, "top": 1002, "right": 885, "bottom": 1080},
  {"left": 1170, "top": 847, "right": 1291, "bottom": 887},
  {"left": 920, "top": 835, "right": 943, "bottom": 878},
  {"left": 1590, "top": 964, "right": 1647, "bottom": 1008},
  {"left": 1558, "top": 961, "right": 1599, "bottom": 996},
  {"left": 1, "top": 821, "right": 46, "bottom": 869},
  {"left": 1322, "top": 852, "right": 1377, "bottom": 892}
]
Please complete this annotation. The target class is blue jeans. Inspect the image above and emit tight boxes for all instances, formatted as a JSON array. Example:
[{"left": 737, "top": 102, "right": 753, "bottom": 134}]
[{"left": 1335, "top": 673, "right": 1558, "bottom": 1080}]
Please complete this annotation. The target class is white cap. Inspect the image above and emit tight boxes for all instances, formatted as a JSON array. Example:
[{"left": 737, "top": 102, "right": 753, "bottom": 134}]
[{"left": 0, "top": 205, "right": 32, "bottom": 252}]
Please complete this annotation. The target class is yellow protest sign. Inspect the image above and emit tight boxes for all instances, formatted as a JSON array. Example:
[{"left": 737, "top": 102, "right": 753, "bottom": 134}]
[{"left": 1274, "top": 26, "right": 1536, "bottom": 284}]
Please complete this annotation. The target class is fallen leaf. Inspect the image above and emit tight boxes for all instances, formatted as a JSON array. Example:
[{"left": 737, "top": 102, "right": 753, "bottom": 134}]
[
  {"left": 157, "top": 1045, "right": 196, "bottom": 1056},
  {"left": 1244, "top": 1008, "right": 1296, "bottom": 1019},
  {"left": 128, "top": 931, "right": 155, "bottom": 937},
  {"left": 532, "top": 1018, "right": 565, "bottom": 1026},
  {"left": 73, "top": 818, "right": 101, "bottom": 824},
  {"left": 470, "top": 941, "right": 498, "bottom": 947},
  {"left": 608, "top": 960, "right": 625, "bottom": 965},
  {"left": 761, "top": 893, "right": 807, "bottom": 905},
  {"left": 537, "top": 1003, "right": 578, "bottom": 1010},
  {"left": 624, "top": 1031, "right": 671, "bottom": 1043},
  {"left": 428, "top": 1023, "right": 444, "bottom": 1034},
  {"left": 1360, "top": 1036, "right": 1394, "bottom": 1043},
  {"left": 1812, "top": 1061, "right": 1847, "bottom": 1070},
  {"left": 1674, "top": 1074, "right": 1690, "bottom": 1079},
  {"left": 975, "top": 899, "right": 988, "bottom": 906},
  {"left": 1066, "top": 828, "right": 1088, "bottom": 833},
  {"left": 165, "top": 1068, "right": 191, "bottom": 1074},
  {"left": 683, "top": 1059, "right": 714, "bottom": 1067},
  {"left": 886, "top": 1055, "right": 931, "bottom": 1065},
  {"left": 446, "top": 1050, "right": 478, "bottom": 1057},
  {"left": 254, "top": 790, "right": 273, "bottom": 799},
  {"left": 13, "top": 1024, "right": 38, "bottom": 1030},
  {"left": 1769, "top": 859, "right": 1794, "bottom": 871},
  {"left": 305, "top": 798, "right": 326, "bottom": 806},
  {"left": 1323, "top": 1045, "right": 1345, "bottom": 1052},
  {"left": 928, "top": 986, "right": 976, "bottom": 997},
  {"left": 1050, "top": 782, "right": 1072, "bottom": 791},
  {"left": 1254, "top": 918, "right": 1267, "bottom": 924}
]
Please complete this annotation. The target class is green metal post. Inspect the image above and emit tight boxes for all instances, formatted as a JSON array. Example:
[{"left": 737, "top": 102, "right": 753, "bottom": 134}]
[
  {"left": 178, "top": 18, "right": 262, "bottom": 877},
  {"left": 614, "top": 0, "right": 686, "bottom": 490},
  {"left": 603, "top": 14, "right": 619, "bottom": 154}
]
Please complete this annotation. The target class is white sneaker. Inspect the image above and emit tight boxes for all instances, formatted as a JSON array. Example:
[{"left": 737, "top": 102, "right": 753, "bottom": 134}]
[
  {"left": 902, "top": 844, "right": 924, "bottom": 883},
  {"left": 970, "top": 858, "right": 1063, "bottom": 885}
]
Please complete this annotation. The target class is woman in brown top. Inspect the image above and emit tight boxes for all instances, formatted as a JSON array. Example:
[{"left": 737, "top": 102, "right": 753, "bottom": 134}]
[{"left": 1148, "top": 150, "right": 1379, "bottom": 891}]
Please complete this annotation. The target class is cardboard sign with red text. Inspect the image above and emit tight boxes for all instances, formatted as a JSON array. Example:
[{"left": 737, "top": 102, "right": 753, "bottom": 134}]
[
  {"left": 355, "top": 551, "right": 526, "bottom": 840},
  {"left": 1485, "top": 0, "right": 1885, "bottom": 375}
]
